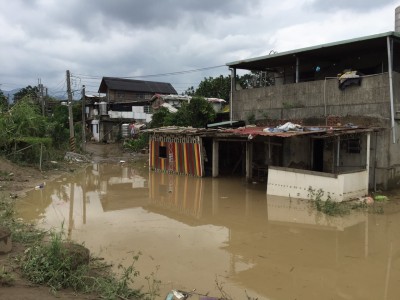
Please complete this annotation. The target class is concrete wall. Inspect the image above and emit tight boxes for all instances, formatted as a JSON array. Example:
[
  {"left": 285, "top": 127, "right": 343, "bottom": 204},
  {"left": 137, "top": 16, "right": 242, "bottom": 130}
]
[
  {"left": 267, "top": 166, "right": 368, "bottom": 202},
  {"left": 232, "top": 72, "right": 398, "bottom": 122}
]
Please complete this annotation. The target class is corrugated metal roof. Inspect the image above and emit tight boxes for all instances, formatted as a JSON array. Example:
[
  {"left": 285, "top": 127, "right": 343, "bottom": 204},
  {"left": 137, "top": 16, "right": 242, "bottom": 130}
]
[
  {"left": 146, "top": 125, "right": 379, "bottom": 138},
  {"left": 224, "top": 126, "right": 377, "bottom": 138},
  {"left": 226, "top": 31, "right": 400, "bottom": 71},
  {"left": 98, "top": 77, "right": 177, "bottom": 94}
]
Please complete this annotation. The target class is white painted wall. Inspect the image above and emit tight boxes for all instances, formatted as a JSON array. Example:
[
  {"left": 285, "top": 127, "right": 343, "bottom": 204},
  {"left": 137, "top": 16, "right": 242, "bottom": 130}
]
[
  {"left": 108, "top": 107, "right": 152, "bottom": 123},
  {"left": 91, "top": 120, "right": 100, "bottom": 142},
  {"left": 267, "top": 166, "right": 368, "bottom": 202}
]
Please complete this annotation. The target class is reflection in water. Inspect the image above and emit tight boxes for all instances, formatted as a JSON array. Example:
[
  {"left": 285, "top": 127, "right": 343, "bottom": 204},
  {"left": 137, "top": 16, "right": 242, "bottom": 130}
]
[{"left": 16, "top": 163, "right": 400, "bottom": 300}]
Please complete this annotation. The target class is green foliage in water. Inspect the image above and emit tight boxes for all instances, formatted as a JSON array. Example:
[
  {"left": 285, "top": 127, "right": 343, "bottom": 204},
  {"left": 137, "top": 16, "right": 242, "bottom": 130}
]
[{"left": 307, "top": 187, "right": 383, "bottom": 216}]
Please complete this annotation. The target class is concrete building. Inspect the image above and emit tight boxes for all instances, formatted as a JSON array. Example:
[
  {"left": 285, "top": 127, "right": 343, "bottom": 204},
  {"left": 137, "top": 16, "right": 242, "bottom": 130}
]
[{"left": 226, "top": 31, "right": 400, "bottom": 190}]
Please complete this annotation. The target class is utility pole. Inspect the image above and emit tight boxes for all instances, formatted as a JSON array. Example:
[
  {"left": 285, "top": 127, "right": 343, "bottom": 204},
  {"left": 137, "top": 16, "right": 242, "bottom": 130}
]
[
  {"left": 81, "top": 85, "right": 86, "bottom": 152},
  {"left": 38, "top": 78, "right": 44, "bottom": 116},
  {"left": 66, "top": 70, "right": 75, "bottom": 151}
]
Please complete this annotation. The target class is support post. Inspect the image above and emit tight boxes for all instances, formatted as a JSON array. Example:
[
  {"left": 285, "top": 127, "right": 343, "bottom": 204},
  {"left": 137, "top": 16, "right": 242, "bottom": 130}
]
[
  {"left": 230, "top": 68, "right": 235, "bottom": 121},
  {"left": 336, "top": 136, "right": 340, "bottom": 169},
  {"left": 81, "top": 85, "right": 86, "bottom": 152},
  {"left": 246, "top": 142, "right": 253, "bottom": 181},
  {"left": 66, "top": 70, "right": 75, "bottom": 151},
  {"left": 295, "top": 56, "right": 299, "bottom": 83},
  {"left": 212, "top": 139, "right": 219, "bottom": 177},
  {"left": 387, "top": 37, "right": 396, "bottom": 144},
  {"left": 366, "top": 133, "right": 371, "bottom": 190}
]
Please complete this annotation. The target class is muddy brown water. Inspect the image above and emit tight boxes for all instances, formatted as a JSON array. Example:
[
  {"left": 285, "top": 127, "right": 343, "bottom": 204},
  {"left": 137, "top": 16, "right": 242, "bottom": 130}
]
[{"left": 16, "top": 162, "right": 400, "bottom": 300}]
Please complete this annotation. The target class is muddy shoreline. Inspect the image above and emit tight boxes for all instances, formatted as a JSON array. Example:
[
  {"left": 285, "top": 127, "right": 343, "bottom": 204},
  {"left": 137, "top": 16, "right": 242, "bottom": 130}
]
[{"left": 0, "top": 142, "right": 144, "bottom": 300}]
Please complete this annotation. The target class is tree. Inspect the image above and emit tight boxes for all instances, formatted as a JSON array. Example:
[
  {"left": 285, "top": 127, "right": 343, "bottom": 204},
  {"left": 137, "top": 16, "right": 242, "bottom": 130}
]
[
  {"left": 185, "top": 75, "right": 231, "bottom": 101},
  {"left": 237, "top": 71, "right": 275, "bottom": 89},
  {"left": 184, "top": 96, "right": 216, "bottom": 127},
  {"left": 150, "top": 97, "right": 215, "bottom": 128},
  {"left": 13, "top": 85, "right": 39, "bottom": 102},
  {"left": 0, "top": 90, "right": 8, "bottom": 111}
]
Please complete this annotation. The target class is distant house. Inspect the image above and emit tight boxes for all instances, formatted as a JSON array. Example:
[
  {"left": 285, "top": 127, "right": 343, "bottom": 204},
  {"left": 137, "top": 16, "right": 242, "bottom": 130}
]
[
  {"left": 150, "top": 94, "right": 227, "bottom": 113},
  {"left": 94, "top": 77, "right": 177, "bottom": 142}
]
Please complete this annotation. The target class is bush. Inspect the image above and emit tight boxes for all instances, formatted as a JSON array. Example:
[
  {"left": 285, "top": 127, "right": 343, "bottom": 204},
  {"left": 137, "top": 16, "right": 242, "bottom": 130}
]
[{"left": 123, "top": 133, "right": 149, "bottom": 152}]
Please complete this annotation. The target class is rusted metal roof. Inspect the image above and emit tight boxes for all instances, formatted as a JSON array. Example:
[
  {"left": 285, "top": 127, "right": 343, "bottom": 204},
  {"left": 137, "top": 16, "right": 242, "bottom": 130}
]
[
  {"left": 224, "top": 125, "right": 377, "bottom": 138},
  {"left": 146, "top": 125, "right": 380, "bottom": 139}
]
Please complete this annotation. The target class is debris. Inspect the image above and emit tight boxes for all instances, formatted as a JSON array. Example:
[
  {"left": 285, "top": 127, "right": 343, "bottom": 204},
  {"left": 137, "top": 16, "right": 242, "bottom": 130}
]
[
  {"left": 374, "top": 195, "right": 389, "bottom": 202},
  {"left": 34, "top": 182, "right": 46, "bottom": 190},
  {"left": 359, "top": 196, "right": 374, "bottom": 204},
  {"left": 64, "top": 152, "right": 91, "bottom": 163}
]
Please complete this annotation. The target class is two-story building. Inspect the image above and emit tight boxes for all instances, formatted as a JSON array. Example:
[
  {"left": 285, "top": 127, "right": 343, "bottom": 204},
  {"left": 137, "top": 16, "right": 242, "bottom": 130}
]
[
  {"left": 95, "top": 77, "right": 177, "bottom": 142},
  {"left": 225, "top": 31, "right": 400, "bottom": 191}
]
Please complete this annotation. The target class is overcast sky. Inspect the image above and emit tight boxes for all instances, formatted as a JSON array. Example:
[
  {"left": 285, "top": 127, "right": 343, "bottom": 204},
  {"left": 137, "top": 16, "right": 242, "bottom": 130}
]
[{"left": 1, "top": 0, "right": 400, "bottom": 98}]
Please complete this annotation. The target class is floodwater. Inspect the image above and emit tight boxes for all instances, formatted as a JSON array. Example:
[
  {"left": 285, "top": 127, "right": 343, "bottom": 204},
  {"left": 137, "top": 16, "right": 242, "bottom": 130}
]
[{"left": 16, "top": 162, "right": 400, "bottom": 300}]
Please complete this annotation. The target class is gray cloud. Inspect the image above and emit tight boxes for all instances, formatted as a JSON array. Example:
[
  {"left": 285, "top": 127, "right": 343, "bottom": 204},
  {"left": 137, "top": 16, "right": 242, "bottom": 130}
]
[
  {"left": 0, "top": 0, "right": 399, "bottom": 95},
  {"left": 307, "top": 0, "right": 399, "bottom": 12}
]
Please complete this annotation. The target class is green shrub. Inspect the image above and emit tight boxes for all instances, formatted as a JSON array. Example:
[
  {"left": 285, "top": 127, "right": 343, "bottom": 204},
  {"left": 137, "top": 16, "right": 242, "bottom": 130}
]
[{"left": 124, "top": 133, "right": 149, "bottom": 153}]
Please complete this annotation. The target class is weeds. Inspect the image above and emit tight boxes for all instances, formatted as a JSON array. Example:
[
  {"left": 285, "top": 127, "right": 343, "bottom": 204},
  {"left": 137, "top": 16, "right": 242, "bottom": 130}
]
[
  {"left": 0, "top": 266, "right": 14, "bottom": 286},
  {"left": 308, "top": 187, "right": 349, "bottom": 216},
  {"left": 124, "top": 133, "right": 149, "bottom": 153},
  {"left": 307, "top": 187, "right": 385, "bottom": 216},
  {"left": 0, "top": 195, "right": 160, "bottom": 299},
  {"left": 19, "top": 228, "right": 156, "bottom": 299},
  {"left": 0, "top": 197, "right": 46, "bottom": 244}
]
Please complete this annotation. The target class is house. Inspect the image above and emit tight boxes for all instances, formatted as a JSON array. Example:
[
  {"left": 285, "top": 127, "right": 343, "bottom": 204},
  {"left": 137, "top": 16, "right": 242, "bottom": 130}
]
[
  {"left": 147, "top": 123, "right": 376, "bottom": 202},
  {"left": 96, "top": 77, "right": 177, "bottom": 142},
  {"left": 150, "top": 94, "right": 227, "bottom": 113},
  {"left": 225, "top": 31, "right": 400, "bottom": 191}
]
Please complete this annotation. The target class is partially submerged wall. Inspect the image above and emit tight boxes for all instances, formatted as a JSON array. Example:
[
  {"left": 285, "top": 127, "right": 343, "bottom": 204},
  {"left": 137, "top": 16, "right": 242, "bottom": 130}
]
[
  {"left": 149, "top": 135, "right": 204, "bottom": 177},
  {"left": 267, "top": 166, "right": 368, "bottom": 202}
]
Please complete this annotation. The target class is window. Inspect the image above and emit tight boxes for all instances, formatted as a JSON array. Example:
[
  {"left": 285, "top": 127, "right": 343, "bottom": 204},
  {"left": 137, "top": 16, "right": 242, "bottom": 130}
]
[
  {"left": 159, "top": 146, "right": 167, "bottom": 158},
  {"left": 144, "top": 105, "right": 151, "bottom": 114},
  {"left": 347, "top": 138, "right": 361, "bottom": 153}
]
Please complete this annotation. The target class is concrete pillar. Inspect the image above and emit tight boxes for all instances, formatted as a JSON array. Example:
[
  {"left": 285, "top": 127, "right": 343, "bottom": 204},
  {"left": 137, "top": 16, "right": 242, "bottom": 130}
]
[
  {"left": 387, "top": 36, "right": 396, "bottom": 143},
  {"left": 366, "top": 133, "right": 371, "bottom": 190},
  {"left": 246, "top": 142, "right": 253, "bottom": 180},
  {"left": 212, "top": 140, "right": 219, "bottom": 177},
  {"left": 230, "top": 68, "right": 236, "bottom": 121}
]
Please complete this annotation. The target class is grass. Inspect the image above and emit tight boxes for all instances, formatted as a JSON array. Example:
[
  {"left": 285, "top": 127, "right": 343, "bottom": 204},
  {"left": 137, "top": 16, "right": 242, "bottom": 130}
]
[
  {"left": 0, "top": 266, "right": 14, "bottom": 287},
  {"left": 0, "top": 195, "right": 160, "bottom": 299},
  {"left": 307, "top": 187, "right": 384, "bottom": 216}
]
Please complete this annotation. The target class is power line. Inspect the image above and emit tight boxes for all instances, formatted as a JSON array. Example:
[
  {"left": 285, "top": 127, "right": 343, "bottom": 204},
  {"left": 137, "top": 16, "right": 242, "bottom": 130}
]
[{"left": 72, "top": 64, "right": 227, "bottom": 80}]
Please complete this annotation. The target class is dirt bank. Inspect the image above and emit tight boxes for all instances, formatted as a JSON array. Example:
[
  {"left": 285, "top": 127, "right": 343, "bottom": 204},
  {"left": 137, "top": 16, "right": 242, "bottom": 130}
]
[{"left": 0, "top": 142, "right": 141, "bottom": 300}]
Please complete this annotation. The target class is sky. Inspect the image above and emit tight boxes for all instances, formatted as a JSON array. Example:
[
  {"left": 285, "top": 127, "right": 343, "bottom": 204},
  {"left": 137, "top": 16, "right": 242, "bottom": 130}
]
[{"left": 1, "top": 0, "right": 400, "bottom": 98}]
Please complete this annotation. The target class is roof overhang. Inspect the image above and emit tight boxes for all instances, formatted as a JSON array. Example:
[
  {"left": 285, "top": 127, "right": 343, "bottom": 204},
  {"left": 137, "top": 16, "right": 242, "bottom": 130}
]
[
  {"left": 146, "top": 126, "right": 381, "bottom": 139},
  {"left": 226, "top": 31, "right": 400, "bottom": 71}
]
